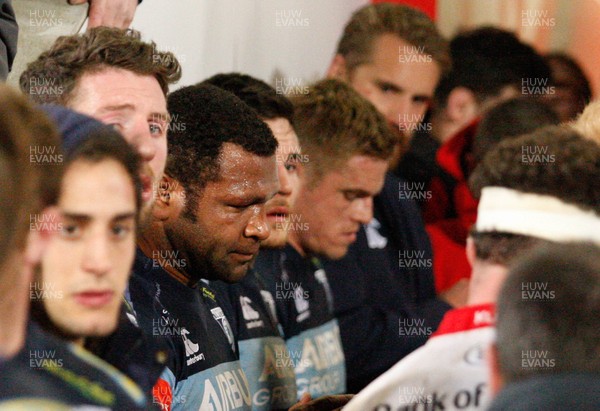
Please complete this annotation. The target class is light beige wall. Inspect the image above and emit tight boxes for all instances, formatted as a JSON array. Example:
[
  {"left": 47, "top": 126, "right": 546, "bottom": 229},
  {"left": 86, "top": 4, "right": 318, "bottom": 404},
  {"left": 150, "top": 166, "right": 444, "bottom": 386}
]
[{"left": 437, "top": 0, "right": 599, "bottom": 96}]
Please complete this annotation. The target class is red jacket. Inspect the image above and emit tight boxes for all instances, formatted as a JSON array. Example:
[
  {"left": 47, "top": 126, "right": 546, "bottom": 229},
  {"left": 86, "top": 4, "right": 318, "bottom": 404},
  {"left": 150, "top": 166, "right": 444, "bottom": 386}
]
[{"left": 424, "top": 119, "right": 480, "bottom": 293}]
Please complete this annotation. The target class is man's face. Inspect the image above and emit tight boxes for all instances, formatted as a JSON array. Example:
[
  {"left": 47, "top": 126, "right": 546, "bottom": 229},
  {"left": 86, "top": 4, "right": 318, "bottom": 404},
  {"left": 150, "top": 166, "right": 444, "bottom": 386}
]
[
  {"left": 261, "top": 118, "right": 301, "bottom": 248},
  {"left": 345, "top": 34, "right": 441, "bottom": 139},
  {"left": 69, "top": 67, "right": 169, "bottom": 222},
  {"left": 290, "top": 155, "right": 389, "bottom": 260},
  {"left": 165, "top": 143, "right": 279, "bottom": 283},
  {"left": 40, "top": 159, "right": 137, "bottom": 339}
]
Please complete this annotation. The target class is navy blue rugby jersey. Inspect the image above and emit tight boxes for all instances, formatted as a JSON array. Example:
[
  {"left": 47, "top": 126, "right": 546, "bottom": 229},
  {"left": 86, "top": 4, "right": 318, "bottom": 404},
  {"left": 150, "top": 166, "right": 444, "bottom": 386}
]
[
  {"left": 254, "top": 246, "right": 346, "bottom": 399},
  {"left": 322, "top": 172, "right": 451, "bottom": 392},
  {"left": 126, "top": 248, "right": 251, "bottom": 411},
  {"left": 212, "top": 269, "right": 297, "bottom": 410},
  {"left": 0, "top": 322, "right": 149, "bottom": 410}
]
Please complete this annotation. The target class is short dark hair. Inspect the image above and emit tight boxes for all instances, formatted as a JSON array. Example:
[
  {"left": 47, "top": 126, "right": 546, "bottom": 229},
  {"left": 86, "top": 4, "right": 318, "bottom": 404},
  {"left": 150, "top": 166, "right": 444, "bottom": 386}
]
[
  {"left": 201, "top": 72, "right": 294, "bottom": 124},
  {"left": 469, "top": 230, "right": 554, "bottom": 266},
  {"left": 435, "top": 27, "right": 550, "bottom": 107},
  {"left": 336, "top": 3, "right": 450, "bottom": 73},
  {"left": 292, "top": 79, "right": 396, "bottom": 185},
  {"left": 469, "top": 126, "right": 600, "bottom": 264},
  {"left": 473, "top": 98, "right": 559, "bottom": 163},
  {"left": 20, "top": 27, "right": 181, "bottom": 104},
  {"left": 166, "top": 84, "right": 277, "bottom": 213},
  {"left": 545, "top": 52, "right": 592, "bottom": 108},
  {"left": 496, "top": 242, "right": 600, "bottom": 382},
  {"left": 471, "top": 126, "right": 600, "bottom": 215},
  {"left": 66, "top": 131, "right": 142, "bottom": 218},
  {"left": 0, "top": 85, "right": 62, "bottom": 259}
]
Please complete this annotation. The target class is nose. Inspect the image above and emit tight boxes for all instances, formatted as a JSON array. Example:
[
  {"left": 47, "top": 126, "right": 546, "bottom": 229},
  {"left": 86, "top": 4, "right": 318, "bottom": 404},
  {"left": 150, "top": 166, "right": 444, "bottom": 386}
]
[
  {"left": 128, "top": 119, "right": 157, "bottom": 163},
  {"left": 81, "top": 231, "right": 112, "bottom": 276},
  {"left": 350, "top": 197, "right": 373, "bottom": 225},
  {"left": 390, "top": 96, "right": 414, "bottom": 132},
  {"left": 277, "top": 162, "right": 293, "bottom": 196},
  {"left": 245, "top": 209, "right": 271, "bottom": 241}
]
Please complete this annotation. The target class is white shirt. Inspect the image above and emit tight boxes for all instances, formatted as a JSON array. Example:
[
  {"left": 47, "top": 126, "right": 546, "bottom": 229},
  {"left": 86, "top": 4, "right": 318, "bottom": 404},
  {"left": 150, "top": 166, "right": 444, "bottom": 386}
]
[{"left": 344, "top": 304, "right": 496, "bottom": 411}]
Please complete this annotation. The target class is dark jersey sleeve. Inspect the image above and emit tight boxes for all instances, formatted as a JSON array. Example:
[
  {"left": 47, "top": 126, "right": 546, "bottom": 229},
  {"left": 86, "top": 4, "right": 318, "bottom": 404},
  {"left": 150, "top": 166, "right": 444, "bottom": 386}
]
[{"left": 0, "top": 0, "right": 18, "bottom": 80}]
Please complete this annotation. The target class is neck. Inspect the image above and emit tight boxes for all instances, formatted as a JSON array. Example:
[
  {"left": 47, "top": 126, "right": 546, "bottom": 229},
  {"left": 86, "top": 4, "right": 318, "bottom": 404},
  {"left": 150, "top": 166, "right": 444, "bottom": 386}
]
[
  {"left": 137, "top": 223, "right": 197, "bottom": 287},
  {"left": 286, "top": 231, "right": 306, "bottom": 257},
  {"left": 467, "top": 260, "right": 508, "bottom": 306}
]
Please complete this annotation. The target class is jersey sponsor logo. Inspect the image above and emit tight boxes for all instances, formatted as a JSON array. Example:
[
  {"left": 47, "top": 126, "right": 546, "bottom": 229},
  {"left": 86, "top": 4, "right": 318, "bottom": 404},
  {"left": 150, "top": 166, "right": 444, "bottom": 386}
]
[
  {"left": 180, "top": 328, "right": 205, "bottom": 366},
  {"left": 313, "top": 268, "right": 333, "bottom": 313},
  {"left": 239, "top": 338, "right": 297, "bottom": 410},
  {"left": 473, "top": 310, "right": 494, "bottom": 326},
  {"left": 200, "top": 368, "right": 252, "bottom": 410},
  {"left": 167, "top": 362, "right": 251, "bottom": 410},
  {"left": 286, "top": 321, "right": 346, "bottom": 398},
  {"left": 294, "top": 285, "right": 310, "bottom": 322},
  {"left": 240, "top": 296, "right": 264, "bottom": 329},
  {"left": 371, "top": 383, "right": 488, "bottom": 411},
  {"left": 260, "top": 290, "right": 279, "bottom": 326},
  {"left": 365, "top": 218, "right": 388, "bottom": 249},
  {"left": 463, "top": 343, "right": 485, "bottom": 365},
  {"left": 211, "top": 307, "right": 236, "bottom": 353}
]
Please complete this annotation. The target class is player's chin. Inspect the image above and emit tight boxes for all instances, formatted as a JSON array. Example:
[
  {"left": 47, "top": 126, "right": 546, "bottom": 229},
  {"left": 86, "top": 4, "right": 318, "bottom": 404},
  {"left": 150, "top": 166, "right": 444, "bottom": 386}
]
[
  {"left": 222, "top": 260, "right": 252, "bottom": 284},
  {"left": 321, "top": 243, "right": 350, "bottom": 261},
  {"left": 64, "top": 316, "right": 119, "bottom": 339}
]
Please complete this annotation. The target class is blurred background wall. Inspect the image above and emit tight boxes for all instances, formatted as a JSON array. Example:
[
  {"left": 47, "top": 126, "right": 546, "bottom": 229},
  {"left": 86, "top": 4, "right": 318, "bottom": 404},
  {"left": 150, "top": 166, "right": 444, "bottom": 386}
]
[{"left": 8, "top": 0, "right": 600, "bottom": 96}]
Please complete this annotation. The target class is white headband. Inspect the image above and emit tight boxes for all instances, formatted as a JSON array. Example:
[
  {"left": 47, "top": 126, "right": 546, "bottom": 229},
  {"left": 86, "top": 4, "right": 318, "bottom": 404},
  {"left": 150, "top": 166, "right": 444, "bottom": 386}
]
[{"left": 476, "top": 187, "right": 600, "bottom": 245}]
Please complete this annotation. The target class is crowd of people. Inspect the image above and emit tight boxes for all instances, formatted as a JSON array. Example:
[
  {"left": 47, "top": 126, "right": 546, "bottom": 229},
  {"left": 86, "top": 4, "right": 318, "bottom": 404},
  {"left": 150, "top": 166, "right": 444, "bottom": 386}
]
[{"left": 0, "top": 1, "right": 598, "bottom": 410}]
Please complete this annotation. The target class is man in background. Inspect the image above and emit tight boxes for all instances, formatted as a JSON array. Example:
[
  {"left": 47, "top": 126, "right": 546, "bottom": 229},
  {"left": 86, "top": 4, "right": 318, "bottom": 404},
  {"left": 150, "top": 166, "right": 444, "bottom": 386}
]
[
  {"left": 20, "top": 27, "right": 181, "bottom": 224},
  {"left": 202, "top": 72, "right": 302, "bottom": 410},
  {"left": 489, "top": 242, "right": 600, "bottom": 410},
  {"left": 344, "top": 125, "right": 600, "bottom": 410},
  {"left": 325, "top": 3, "right": 453, "bottom": 391},
  {"left": 127, "top": 84, "right": 278, "bottom": 410},
  {"left": 257, "top": 79, "right": 396, "bottom": 398}
]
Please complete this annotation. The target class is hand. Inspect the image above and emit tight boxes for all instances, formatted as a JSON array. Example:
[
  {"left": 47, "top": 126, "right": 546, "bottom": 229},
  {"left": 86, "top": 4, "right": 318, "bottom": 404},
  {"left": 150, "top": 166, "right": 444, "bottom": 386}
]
[
  {"left": 288, "top": 394, "right": 354, "bottom": 411},
  {"left": 68, "top": 0, "right": 138, "bottom": 29}
]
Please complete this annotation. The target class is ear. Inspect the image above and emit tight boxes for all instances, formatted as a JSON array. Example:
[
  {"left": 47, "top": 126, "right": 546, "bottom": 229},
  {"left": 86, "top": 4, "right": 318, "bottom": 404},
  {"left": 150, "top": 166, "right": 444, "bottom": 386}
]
[
  {"left": 488, "top": 342, "right": 504, "bottom": 396},
  {"left": 446, "top": 87, "right": 479, "bottom": 126},
  {"left": 466, "top": 236, "right": 476, "bottom": 267},
  {"left": 326, "top": 54, "right": 348, "bottom": 80},
  {"left": 24, "top": 206, "right": 59, "bottom": 267},
  {"left": 152, "top": 175, "right": 185, "bottom": 221}
]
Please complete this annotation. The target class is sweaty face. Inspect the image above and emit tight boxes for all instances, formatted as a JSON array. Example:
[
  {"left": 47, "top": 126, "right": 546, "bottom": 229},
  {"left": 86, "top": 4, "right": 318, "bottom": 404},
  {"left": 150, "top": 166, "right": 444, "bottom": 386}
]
[
  {"left": 290, "top": 155, "right": 389, "bottom": 260},
  {"left": 347, "top": 34, "right": 440, "bottom": 139},
  {"left": 165, "top": 143, "right": 279, "bottom": 283},
  {"left": 39, "top": 159, "right": 137, "bottom": 339},
  {"left": 69, "top": 68, "right": 169, "bottom": 224},
  {"left": 261, "top": 118, "right": 301, "bottom": 248}
]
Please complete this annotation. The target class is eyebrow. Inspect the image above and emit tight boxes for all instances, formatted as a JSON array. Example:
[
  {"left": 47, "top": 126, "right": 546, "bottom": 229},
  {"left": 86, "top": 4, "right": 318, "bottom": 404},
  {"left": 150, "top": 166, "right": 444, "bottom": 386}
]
[
  {"left": 62, "top": 212, "right": 137, "bottom": 222},
  {"left": 344, "top": 189, "right": 373, "bottom": 198},
  {"left": 150, "top": 112, "right": 171, "bottom": 123},
  {"left": 97, "top": 104, "right": 135, "bottom": 114},
  {"left": 97, "top": 105, "right": 170, "bottom": 122},
  {"left": 374, "top": 79, "right": 432, "bottom": 102},
  {"left": 374, "top": 79, "right": 402, "bottom": 94}
]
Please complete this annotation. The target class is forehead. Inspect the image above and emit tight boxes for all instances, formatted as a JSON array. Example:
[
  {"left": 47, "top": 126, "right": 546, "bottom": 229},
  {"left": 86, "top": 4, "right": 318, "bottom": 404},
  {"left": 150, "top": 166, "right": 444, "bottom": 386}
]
[
  {"left": 264, "top": 118, "right": 299, "bottom": 151},
  {"left": 206, "top": 143, "right": 278, "bottom": 195},
  {"left": 366, "top": 34, "right": 441, "bottom": 90},
  {"left": 70, "top": 67, "right": 167, "bottom": 112},
  {"left": 60, "top": 159, "right": 136, "bottom": 212},
  {"left": 317, "top": 154, "right": 387, "bottom": 193}
]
